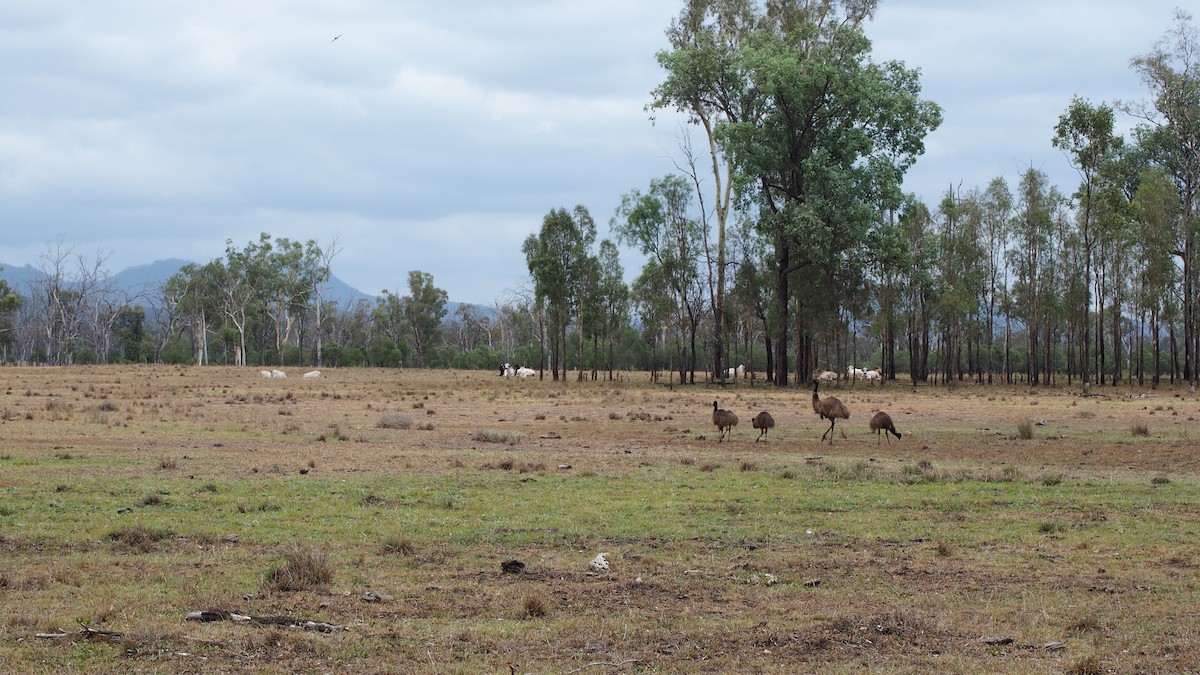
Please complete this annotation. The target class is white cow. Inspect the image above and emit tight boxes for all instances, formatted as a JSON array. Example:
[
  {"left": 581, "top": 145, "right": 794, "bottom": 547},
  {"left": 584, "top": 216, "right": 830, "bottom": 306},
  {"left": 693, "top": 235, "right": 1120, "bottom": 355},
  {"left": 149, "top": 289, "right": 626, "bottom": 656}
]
[
  {"left": 259, "top": 370, "right": 273, "bottom": 379},
  {"left": 270, "top": 369, "right": 287, "bottom": 379},
  {"left": 515, "top": 366, "right": 536, "bottom": 378},
  {"left": 303, "top": 370, "right": 321, "bottom": 379},
  {"left": 726, "top": 364, "right": 746, "bottom": 379},
  {"left": 499, "top": 363, "right": 516, "bottom": 378},
  {"left": 863, "top": 368, "right": 882, "bottom": 385}
]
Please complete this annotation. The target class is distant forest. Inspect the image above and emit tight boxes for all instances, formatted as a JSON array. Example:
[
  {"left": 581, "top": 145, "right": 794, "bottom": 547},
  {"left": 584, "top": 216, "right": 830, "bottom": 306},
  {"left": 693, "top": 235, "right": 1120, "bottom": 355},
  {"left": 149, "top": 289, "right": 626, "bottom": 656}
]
[{"left": 1, "top": 5, "right": 1197, "bottom": 391}]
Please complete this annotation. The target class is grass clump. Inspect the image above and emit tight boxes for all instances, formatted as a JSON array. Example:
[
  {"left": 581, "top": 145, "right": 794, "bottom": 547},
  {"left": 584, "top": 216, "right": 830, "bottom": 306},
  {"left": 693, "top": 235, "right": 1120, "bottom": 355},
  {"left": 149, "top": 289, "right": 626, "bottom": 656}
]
[
  {"left": 472, "top": 429, "right": 524, "bottom": 444},
  {"left": 1131, "top": 422, "right": 1150, "bottom": 437},
  {"left": 1017, "top": 420, "right": 1034, "bottom": 440},
  {"left": 263, "top": 542, "right": 334, "bottom": 592},
  {"left": 107, "top": 525, "right": 176, "bottom": 553},
  {"left": 377, "top": 413, "right": 413, "bottom": 430},
  {"left": 521, "top": 593, "right": 549, "bottom": 618},
  {"left": 379, "top": 535, "right": 417, "bottom": 556}
]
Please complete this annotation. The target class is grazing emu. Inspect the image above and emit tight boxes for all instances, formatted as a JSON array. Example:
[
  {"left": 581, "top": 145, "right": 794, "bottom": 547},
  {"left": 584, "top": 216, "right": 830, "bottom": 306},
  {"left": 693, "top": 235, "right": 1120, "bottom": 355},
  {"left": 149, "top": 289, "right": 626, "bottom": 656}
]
[
  {"left": 869, "top": 411, "right": 902, "bottom": 444},
  {"left": 811, "top": 380, "right": 849, "bottom": 444},
  {"left": 712, "top": 401, "right": 738, "bottom": 442},
  {"left": 751, "top": 411, "right": 775, "bottom": 442}
]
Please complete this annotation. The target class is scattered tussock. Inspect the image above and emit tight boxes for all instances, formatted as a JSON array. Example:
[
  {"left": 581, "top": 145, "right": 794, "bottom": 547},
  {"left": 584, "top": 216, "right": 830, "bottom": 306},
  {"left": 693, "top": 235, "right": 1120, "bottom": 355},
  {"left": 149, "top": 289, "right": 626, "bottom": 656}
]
[
  {"left": 107, "top": 525, "right": 176, "bottom": 553},
  {"left": 262, "top": 542, "right": 334, "bottom": 592},
  {"left": 1017, "top": 420, "right": 1034, "bottom": 440},
  {"left": 377, "top": 413, "right": 413, "bottom": 430},
  {"left": 472, "top": 429, "right": 524, "bottom": 444},
  {"left": 379, "top": 535, "right": 417, "bottom": 556},
  {"left": 1131, "top": 422, "right": 1150, "bottom": 437},
  {"left": 521, "top": 594, "right": 549, "bottom": 618}
]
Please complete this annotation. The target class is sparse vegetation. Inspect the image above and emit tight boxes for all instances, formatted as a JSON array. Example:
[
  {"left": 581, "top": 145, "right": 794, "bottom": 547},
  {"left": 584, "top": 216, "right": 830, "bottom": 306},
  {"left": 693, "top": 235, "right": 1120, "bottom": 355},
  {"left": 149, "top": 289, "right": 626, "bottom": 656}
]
[
  {"left": 0, "top": 366, "right": 1195, "bottom": 674},
  {"left": 377, "top": 412, "right": 413, "bottom": 429},
  {"left": 471, "top": 429, "right": 524, "bottom": 444},
  {"left": 262, "top": 542, "right": 334, "bottom": 592}
]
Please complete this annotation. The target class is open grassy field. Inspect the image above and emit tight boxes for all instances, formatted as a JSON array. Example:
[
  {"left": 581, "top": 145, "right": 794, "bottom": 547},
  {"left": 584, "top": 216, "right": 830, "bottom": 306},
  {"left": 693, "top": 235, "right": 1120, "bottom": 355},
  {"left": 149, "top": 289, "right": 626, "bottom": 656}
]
[{"left": 0, "top": 365, "right": 1197, "bottom": 674}]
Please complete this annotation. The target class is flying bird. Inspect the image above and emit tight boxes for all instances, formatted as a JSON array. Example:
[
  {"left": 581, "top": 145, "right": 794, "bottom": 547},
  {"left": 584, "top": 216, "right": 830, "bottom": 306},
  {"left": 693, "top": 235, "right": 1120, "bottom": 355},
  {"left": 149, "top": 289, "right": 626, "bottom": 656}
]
[{"left": 331, "top": 34, "right": 342, "bottom": 42}]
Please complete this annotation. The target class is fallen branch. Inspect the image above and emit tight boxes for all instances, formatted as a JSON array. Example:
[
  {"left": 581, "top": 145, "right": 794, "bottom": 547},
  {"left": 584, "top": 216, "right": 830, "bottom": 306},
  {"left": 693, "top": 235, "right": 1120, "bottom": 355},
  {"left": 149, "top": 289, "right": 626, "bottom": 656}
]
[
  {"left": 563, "top": 659, "right": 644, "bottom": 673},
  {"left": 185, "top": 609, "right": 347, "bottom": 633},
  {"left": 35, "top": 623, "right": 126, "bottom": 642}
]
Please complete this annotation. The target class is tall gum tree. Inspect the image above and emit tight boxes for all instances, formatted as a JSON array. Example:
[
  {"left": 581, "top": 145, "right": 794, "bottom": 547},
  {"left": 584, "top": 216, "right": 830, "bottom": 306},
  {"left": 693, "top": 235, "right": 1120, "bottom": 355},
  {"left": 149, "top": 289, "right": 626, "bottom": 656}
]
[
  {"left": 715, "top": 2, "right": 941, "bottom": 386},
  {"left": 1125, "top": 10, "right": 1200, "bottom": 391}
]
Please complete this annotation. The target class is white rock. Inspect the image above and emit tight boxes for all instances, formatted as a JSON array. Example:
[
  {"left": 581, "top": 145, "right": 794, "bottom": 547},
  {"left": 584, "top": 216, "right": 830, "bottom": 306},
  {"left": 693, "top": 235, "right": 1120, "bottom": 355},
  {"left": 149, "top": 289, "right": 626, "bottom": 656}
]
[{"left": 589, "top": 553, "right": 610, "bottom": 572}]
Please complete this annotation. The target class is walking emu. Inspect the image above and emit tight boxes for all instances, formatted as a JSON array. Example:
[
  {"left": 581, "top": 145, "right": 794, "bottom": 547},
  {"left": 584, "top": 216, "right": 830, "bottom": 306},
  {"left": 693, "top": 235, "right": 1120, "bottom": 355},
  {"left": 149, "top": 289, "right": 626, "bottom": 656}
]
[
  {"left": 751, "top": 411, "right": 775, "bottom": 442},
  {"left": 869, "top": 411, "right": 902, "bottom": 444},
  {"left": 712, "top": 401, "right": 738, "bottom": 442},
  {"left": 811, "top": 380, "right": 849, "bottom": 444}
]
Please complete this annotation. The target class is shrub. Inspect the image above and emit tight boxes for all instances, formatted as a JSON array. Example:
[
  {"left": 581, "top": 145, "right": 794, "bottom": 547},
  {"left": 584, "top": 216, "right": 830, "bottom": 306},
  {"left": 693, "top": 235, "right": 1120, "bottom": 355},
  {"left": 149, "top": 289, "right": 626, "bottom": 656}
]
[
  {"left": 380, "top": 535, "right": 416, "bottom": 556},
  {"left": 472, "top": 429, "right": 524, "bottom": 444},
  {"left": 263, "top": 542, "right": 334, "bottom": 592},
  {"left": 377, "top": 413, "right": 413, "bottom": 430},
  {"left": 1017, "top": 420, "right": 1033, "bottom": 440},
  {"left": 108, "top": 525, "right": 176, "bottom": 553}
]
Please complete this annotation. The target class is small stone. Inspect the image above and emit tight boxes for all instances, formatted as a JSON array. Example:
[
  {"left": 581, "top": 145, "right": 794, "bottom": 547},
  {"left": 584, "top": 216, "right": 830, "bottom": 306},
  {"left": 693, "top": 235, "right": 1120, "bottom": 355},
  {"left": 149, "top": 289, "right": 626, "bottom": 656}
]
[{"left": 1044, "top": 641, "right": 1065, "bottom": 651}]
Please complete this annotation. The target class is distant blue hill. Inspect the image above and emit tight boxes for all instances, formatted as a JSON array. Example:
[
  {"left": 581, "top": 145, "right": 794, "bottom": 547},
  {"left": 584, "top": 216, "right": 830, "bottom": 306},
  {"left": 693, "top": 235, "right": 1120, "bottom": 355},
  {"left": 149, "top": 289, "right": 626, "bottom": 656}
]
[{"left": 0, "top": 259, "right": 487, "bottom": 318}]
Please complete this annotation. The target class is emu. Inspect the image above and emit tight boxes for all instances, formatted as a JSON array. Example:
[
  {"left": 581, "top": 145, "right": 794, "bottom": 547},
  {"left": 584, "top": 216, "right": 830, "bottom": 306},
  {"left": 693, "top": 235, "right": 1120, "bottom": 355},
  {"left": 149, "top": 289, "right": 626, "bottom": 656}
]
[
  {"left": 751, "top": 411, "right": 775, "bottom": 442},
  {"left": 869, "top": 411, "right": 902, "bottom": 444},
  {"left": 811, "top": 379, "right": 849, "bottom": 444},
  {"left": 712, "top": 401, "right": 738, "bottom": 442}
]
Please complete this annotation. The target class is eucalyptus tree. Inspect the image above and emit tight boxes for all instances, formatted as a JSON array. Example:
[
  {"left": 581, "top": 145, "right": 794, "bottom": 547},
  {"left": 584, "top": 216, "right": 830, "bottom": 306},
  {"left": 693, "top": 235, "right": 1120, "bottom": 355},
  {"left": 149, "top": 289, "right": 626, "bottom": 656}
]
[
  {"left": 216, "top": 240, "right": 260, "bottom": 366},
  {"left": 0, "top": 271, "right": 22, "bottom": 363},
  {"left": 1133, "top": 168, "right": 1183, "bottom": 386},
  {"left": 652, "top": 0, "right": 761, "bottom": 384},
  {"left": 1125, "top": 9, "right": 1200, "bottom": 390},
  {"left": 933, "top": 187, "right": 985, "bottom": 383},
  {"left": 371, "top": 290, "right": 408, "bottom": 366},
  {"left": 613, "top": 175, "right": 707, "bottom": 383},
  {"left": 595, "top": 240, "right": 629, "bottom": 380},
  {"left": 1054, "top": 97, "right": 1122, "bottom": 391},
  {"left": 899, "top": 200, "right": 937, "bottom": 383},
  {"left": 712, "top": 1, "right": 941, "bottom": 386},
  {"left": 523, "top": 207, "right": 595, "bottom": 380},
  {"left": 163, "top": 260, "right": 223, "bottom": 365},
  {"left": 400, "top": 270, "right": 448, "bottom": 368},
  {"left": 1009, "top": 167, "right": 1068, "bottom": 385},
  {"left": 980, "top": 178, "right": 1013, "bottom": 384}
]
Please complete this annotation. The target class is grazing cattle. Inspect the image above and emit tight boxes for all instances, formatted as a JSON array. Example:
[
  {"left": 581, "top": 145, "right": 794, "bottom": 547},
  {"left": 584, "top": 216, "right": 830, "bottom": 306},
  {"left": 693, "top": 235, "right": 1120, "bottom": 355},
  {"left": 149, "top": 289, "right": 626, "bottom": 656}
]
[
  {"left": 303, "top": 370, "right": 321, "bottom": 379},
  {"left": 499, "top": 363, "right": 516, "bottom": 378},
  {"left": 515, "top": 366, "right": 536, "bottom": 378}
]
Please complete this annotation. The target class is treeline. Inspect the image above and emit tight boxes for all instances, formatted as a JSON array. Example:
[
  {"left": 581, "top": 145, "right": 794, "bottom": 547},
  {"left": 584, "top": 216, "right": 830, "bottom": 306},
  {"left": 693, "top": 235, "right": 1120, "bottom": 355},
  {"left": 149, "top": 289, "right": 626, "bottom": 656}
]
[{"left": 1, "top": 4, "right": 1197, "bottom": 391}]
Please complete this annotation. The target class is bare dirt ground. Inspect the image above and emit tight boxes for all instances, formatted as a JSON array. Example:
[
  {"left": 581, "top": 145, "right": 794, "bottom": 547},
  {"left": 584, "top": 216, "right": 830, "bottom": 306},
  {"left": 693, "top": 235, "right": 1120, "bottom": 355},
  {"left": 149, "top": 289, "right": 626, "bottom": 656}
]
[{"left": 1, "top": 365, "right": 1198, "bottom": 674}]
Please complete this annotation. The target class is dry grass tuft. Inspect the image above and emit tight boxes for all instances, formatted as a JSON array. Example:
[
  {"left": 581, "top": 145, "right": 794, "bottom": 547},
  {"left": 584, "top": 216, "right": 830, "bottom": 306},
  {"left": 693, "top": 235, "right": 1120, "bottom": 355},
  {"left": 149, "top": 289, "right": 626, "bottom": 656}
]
[
  {"left": 521, "top": 594, "right": 549, "bottom": 618},
  {"left": 379, "top": 535, "right": 417, "bottom": 556},
  {"left": 472, "top": 429, "right": 524, "bottom": 444},
  {"left": 1017, "top": 420, "right": 1034, "bottom": 440},
  {"left": 377, "top": 413, "right": 413, "bottom": 430},
  {"left": 1131, "top": 422, "right": 1150, "bottom": 437},
  {"left": 1064, "top": 654, "right": 1104, "bottom": 675},
  {"left": 263, "top": 542, "right": 334, "bottom": 592},
  {"left": 107, "top": 524, "right": 176, "bottom": 553}
]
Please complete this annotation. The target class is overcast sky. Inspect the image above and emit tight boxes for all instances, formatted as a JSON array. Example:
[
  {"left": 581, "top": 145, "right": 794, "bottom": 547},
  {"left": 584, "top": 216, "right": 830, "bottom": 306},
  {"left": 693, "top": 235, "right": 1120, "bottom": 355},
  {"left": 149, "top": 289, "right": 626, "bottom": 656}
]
[{"left": 0, "top": 2, "right": 1188, "bottom": 304}]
